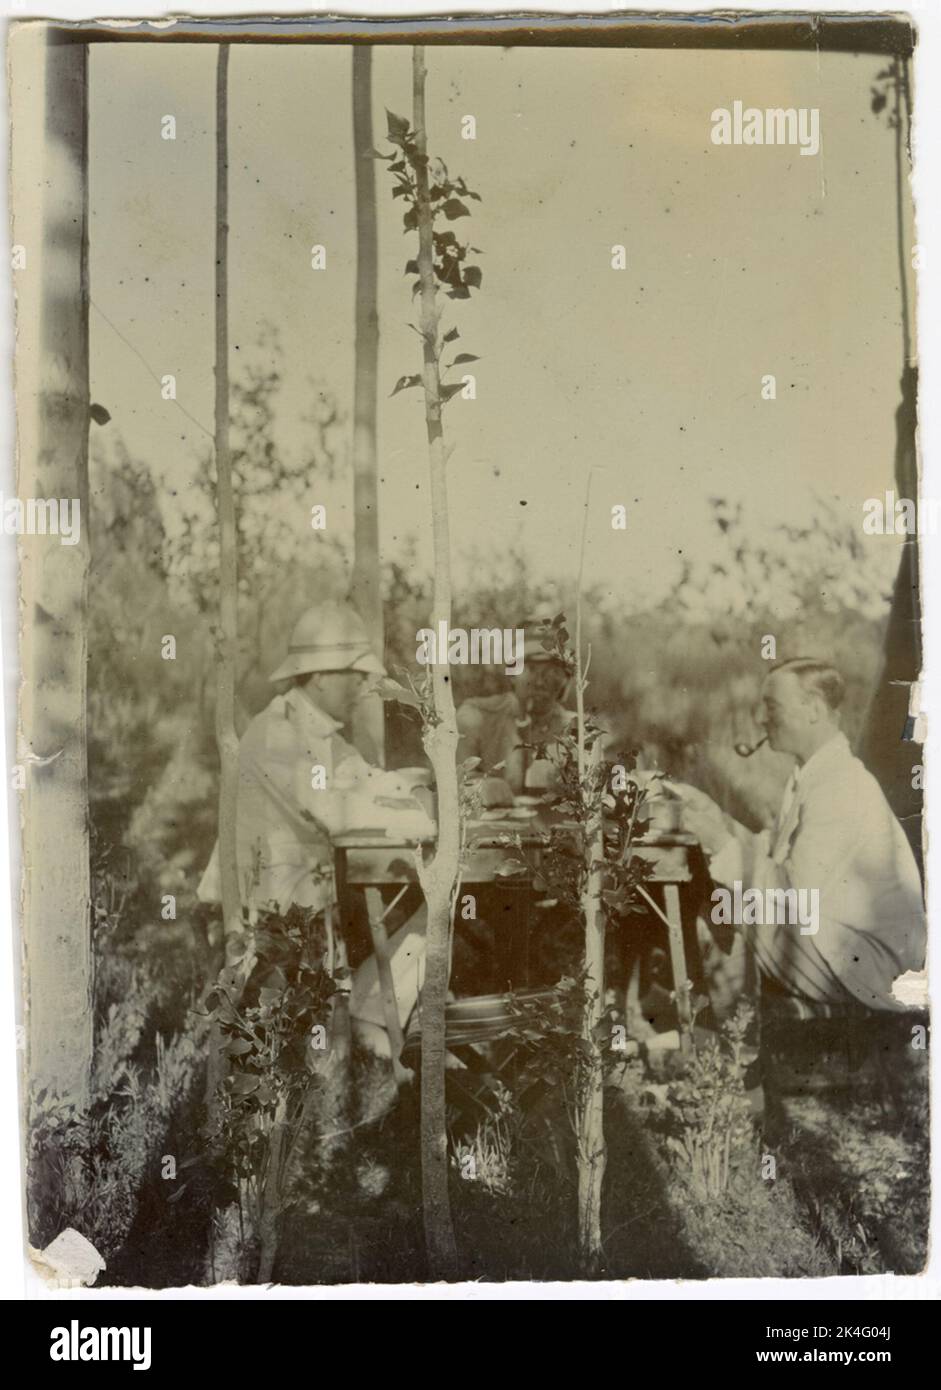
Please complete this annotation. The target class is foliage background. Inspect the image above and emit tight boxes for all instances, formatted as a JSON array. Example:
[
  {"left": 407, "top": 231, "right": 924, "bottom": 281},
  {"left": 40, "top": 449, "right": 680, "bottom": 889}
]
[{"left": 86, "top": 376, "right": 899, "bottom": 998}]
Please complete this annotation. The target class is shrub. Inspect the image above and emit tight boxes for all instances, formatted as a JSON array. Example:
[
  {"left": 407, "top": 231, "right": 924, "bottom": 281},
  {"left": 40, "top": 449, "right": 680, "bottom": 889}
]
[{"left": 27, "top": 983, "right": 207, "bottom": 1269}]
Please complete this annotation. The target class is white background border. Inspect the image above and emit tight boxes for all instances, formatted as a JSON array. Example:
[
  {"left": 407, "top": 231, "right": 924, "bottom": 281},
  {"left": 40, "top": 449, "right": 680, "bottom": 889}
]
[{"left": 1, "top": 1, "right": 937, "bottom": 1302}]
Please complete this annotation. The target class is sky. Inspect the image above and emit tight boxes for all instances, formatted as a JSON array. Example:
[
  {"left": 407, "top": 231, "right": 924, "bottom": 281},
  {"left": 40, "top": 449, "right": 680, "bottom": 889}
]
[{"left": 85, "top": 38, "right": 913, "bottom": 611}]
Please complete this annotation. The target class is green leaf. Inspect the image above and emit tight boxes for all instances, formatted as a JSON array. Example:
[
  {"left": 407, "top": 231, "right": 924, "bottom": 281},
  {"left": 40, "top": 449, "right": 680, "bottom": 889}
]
[
  {"left": 375, "top": 676, "right": 423, "bottom": 708},
  {"left": 450, "top": 353, "right": 480, "bottom": 365},
  {"left": 403, "top": 206, "right": 419, "bottom": 232},
  {"left": 441, "top": 198, "right": 471, "bottom": 220},
  {"left": 392, "top": 185, "right": 410, "bottom": 199},
  {"left": 463, "top": 265, "right": 483, "bottom": 290},
  {"left": 386, "top": 109, "right": 410, "bottom": 144},
  {"left": 435, "top": 258, "right": 463, "bottom": 289},
  {"left": 229, "top": 1073, "right": 260, "bottom": 1097},
  {"left": 369, "top": 148, "right": 394, "bottom": 161},
  {"left": 226, "top": 1038, "right": 255, "bottom": 1056},
  {"left": 440, "top": 382, "right": 465, "bottom": 402},
  {"left": 390, "top": 374, "right": 422, "bottom": 397},
  {"left": 443, "top": 327, "right": 460, "bottom": 343},
  {"left": 404, "top": 259, "right": 419, "bottom": 276}
]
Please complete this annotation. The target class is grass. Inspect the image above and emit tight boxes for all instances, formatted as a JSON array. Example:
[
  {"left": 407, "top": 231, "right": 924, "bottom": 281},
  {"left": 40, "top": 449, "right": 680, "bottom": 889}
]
[
  {"left": 28, "top": 971, "right": 208, "bottom": 1274},
  {"left": 210, "top": 998, "right": 929, "bottom": 1286}
]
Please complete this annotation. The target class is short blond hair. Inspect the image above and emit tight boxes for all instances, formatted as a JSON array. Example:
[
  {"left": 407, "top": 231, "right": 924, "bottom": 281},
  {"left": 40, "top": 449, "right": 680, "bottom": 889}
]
[{"left": 771, "top": 657, "right": 845, "bottom": 711}]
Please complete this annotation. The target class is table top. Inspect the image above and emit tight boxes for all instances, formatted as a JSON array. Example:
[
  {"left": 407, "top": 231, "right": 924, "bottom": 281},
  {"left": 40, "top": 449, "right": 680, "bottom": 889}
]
[{"left": 333, "top": 821, "right": 699, "bottom": 852}]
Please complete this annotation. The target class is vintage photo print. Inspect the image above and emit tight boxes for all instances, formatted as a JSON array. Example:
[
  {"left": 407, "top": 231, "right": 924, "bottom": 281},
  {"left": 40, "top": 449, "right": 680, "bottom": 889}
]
[{"left": 6, "top": 12, "right": 929, "bottom": 1290}]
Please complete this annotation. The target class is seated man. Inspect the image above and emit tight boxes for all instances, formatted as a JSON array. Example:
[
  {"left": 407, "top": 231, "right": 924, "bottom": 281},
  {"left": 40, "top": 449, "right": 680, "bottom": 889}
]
[
  {"left": 456, "top": 622, "right": 574, "bottom": 806},
  {"left": 197, "top": 600, "right": 428, "bottom": 1056},
  {"left": 668, "top": 657, "right": 925, "bottom": 1013}
]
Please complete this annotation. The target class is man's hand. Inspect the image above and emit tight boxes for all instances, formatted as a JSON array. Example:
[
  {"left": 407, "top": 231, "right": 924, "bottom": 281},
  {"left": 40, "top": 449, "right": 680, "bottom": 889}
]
[{"left": 662, "top": 781, "right": 733, "bottom": 857}]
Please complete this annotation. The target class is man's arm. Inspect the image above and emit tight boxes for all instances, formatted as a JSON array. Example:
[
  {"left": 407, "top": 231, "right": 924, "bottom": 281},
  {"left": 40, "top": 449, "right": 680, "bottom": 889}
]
[
  {"left": 456, "top": 700, "right": 515, "bottom": 807},
  {"left": 242, "top": 723, "right": 362, "bottom": 840},
  {"left": 697, "top": 776, "right": 922, "bottom": 1006},
  {"left": 711, "top": 793, "right": 865, "bottom": 902},
  {"left": 662, "top": 780, "right": 751, "bottom": 866}
]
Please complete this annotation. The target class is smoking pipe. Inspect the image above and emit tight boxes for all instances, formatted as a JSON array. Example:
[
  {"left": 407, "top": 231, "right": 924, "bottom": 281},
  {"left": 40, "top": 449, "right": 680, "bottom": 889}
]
[{"left": 734, "top": 737, "right": 768, "bottom": 758}]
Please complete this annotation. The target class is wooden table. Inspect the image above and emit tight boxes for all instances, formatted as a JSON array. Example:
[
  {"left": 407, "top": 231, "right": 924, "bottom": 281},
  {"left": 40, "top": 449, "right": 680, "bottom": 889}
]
[{"left": 333, "top": 820, "right": 699, "bottom": 1072}]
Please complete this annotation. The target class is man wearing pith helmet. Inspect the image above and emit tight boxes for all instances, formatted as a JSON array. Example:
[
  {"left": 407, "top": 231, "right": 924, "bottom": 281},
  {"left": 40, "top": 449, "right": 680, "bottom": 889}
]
[
  {"left": 198, "top": 600, "right": 385, "bottom": 916},
  {"left": 198, "top": 600, "right": 431, "bottom": 1056}
]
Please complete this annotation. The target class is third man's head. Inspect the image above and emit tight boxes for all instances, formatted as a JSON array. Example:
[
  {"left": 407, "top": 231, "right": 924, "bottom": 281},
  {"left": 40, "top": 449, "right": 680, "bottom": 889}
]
[{"left": 755, "top": 658, "right": 845, "bottom": 763}]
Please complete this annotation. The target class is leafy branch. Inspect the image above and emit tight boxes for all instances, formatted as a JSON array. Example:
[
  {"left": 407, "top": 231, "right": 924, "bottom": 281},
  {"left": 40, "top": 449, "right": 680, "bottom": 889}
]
[{"left": 377, "top": 109, "right": 483, "bottom": 407}]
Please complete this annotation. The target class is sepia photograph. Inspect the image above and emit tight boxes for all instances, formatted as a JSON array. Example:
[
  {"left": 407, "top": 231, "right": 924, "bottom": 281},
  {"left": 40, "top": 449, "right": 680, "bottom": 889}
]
[{"left": 5, "top": 10, "right": 931, "bottom": 1295}]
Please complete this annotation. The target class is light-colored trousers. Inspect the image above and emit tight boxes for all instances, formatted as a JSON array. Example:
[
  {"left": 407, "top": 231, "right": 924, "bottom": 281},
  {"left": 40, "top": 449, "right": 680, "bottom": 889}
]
[{"left": 348, "top": 906, "right": 428, "bottom": 1057}]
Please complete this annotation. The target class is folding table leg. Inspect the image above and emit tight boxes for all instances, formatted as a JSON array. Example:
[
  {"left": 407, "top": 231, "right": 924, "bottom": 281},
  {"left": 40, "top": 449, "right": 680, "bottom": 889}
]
[
  {"left": 363, "top": 886, "right": 411, "bottom": 1088},
  {"left": 663, "top": 882, "right": 693, "bottom": 1053}
]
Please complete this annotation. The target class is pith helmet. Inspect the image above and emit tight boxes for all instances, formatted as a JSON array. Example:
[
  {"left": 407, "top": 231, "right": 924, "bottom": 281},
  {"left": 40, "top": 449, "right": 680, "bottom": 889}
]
[{"left": 268, "top": 602, "right": 386, "bottom": 682}]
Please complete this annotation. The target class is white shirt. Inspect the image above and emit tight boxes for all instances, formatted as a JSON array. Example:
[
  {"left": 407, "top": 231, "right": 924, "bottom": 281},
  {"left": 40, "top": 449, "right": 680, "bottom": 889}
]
[
  {"left": 197, "top": 688, "right": 372, "bottom": 915},
  {"left": 709, "top": 731, "right": 925, "bottom": 1009}
]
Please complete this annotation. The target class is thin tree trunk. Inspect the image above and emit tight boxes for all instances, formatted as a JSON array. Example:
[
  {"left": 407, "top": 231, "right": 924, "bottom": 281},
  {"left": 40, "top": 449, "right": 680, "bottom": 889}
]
[
  {"left": 577, "top": 753, "right": 606, "bottom": 1271},
  {"left": 22, "top": 32, "right": 93, "bottom": 1119},
  {"left": 213, "top": 44, "right": 242, "bottom": 967},
  {"left": 412, "top": 44, "right": 460, "bottom": 1279},
  {"left": 350, "top": 47, "right": 384, "bottom": 765},
  {"left": 574, "top": 472, "right": 606, "bottom": 1273},
  {"left": 256, "top": 1096, "right": 288, "bottom": 1283},
  {"left": 205, "top": 44, "right": 246, "bottom": 1111}
]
